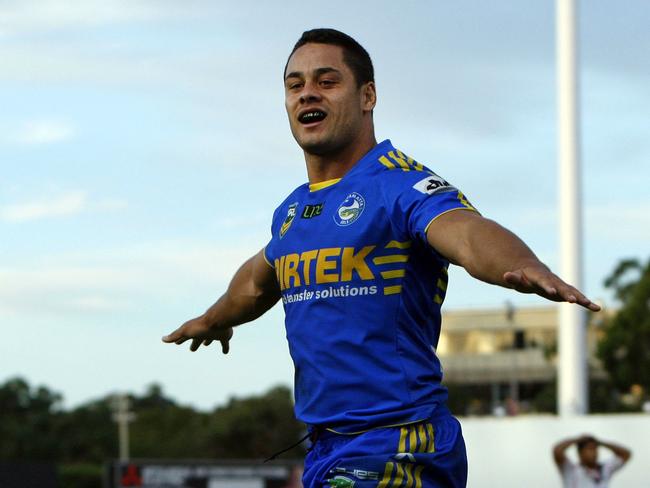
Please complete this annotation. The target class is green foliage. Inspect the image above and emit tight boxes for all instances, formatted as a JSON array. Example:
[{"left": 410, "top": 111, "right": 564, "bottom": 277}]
[
  {"left": 55, "top": 397, "right": 117, "bottom": 463},
  {"left": 0, "top": 377, "right": 304, "bottom": 469},
  {"left": 207, "top": 385, "right": 306, "bottom": 459},
  {"left": 0, "top": 378, "right": 63, "bottom": 460},
  {"left": 58, "top": 463, "right": 103, "bottom": 488},
  {"left": 597, "top": 258, "right": 650, "bottom": 395}
]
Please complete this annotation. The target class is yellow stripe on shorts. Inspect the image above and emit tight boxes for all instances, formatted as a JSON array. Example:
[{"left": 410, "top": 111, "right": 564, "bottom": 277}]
[{"left": 377, "top": 462, "right": 394, "bottom": 488}]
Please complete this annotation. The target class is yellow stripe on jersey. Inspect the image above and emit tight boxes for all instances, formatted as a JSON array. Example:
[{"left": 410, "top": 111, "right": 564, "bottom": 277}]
[
  {"left": 388, "top": 151, "right": 410, "bottom": 171},
  {"left": 434, "top": 294, "right": 443, "bottom": 305},
  {"left": 426, "top": 423, "right": 436, "bottom": 453},
  {"left": 408, "top": 425, "right": 417, "bottom": 452},
  {"left": 373, "top": 254, "right": 409, "bottom": 265},
  {"left": 413, "top": 465, "right": 425, "bottom": 488},
  {"left": 436, "top": 278, "right": 447, "bottom": 292},
  {"left": 403, "top": 463, "right": 415, "bottom": 488},
  {"left": 384, "top": 285, "right": 402, "bottom": 295},
  {"left": 457, "top": 190, "right": 475, "bottom": 210},
  {"left": 379, "top": 155, "right": 397, "bottom": 169},
  {"left": 378, "top": 462, "right": 395, "bottom": 488},
  {"left": 385, "top": 240, "right": 412, "bottom": 249},
  {"left": 399, "top": 427, "right": 408, "bottom": 452},
  {"left": 309, "top": 178, "right": 341, "bottom": 192},
  {"left": 393, "top": 463, "right": 405, "bottom": 486},
  {"left": 417, "top": 424, "right": 427, "bottom": 452},
  {"left": 381, "top": 269, "right": 405, "bottom": 279}
]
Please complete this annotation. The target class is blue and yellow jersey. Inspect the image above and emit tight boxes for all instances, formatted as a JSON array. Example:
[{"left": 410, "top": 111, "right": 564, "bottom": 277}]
[{"left": 264, "top": 140, "right": 477, "bottom": 434}]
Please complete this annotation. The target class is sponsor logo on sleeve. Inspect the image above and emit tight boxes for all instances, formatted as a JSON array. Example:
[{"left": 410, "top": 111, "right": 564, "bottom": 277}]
[
  {"left": 413, "top": 174, "right": 453, "bottom": 195},
  {"left": 334, "top": 192, "right": 365, "bottom": 226}
]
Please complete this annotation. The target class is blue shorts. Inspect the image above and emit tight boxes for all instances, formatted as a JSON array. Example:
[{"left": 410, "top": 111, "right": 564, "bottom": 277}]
[{"left": 303, "top": 407, "right": 467, "bottom": 487}]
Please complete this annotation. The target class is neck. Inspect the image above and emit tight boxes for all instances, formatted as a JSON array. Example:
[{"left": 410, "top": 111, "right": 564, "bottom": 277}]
[{"left": 304, "top": 132, "right": 377, "bottom": 184}]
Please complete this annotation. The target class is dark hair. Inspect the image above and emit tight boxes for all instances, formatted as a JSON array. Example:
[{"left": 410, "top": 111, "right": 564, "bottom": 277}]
[
  {"left": 285, "top": 28, "right": 374, "bottom": 87},
  {"left": 577, "top": 436, "right": 598, "bottom": 452}
]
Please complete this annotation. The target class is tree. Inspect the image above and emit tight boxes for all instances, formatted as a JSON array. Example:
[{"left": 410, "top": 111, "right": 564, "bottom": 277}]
[
  {"left": 597, "top": 258, "right": 650, "bottom": 396},
  {"left": 0, "top": 377, "right": 62, "bottom": 460},
  {"left": 206, "top": 385, "right": 305, "bottom": 459}
]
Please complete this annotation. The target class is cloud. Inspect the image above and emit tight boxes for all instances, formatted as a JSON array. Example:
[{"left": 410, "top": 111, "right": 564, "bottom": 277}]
[
  {"left": 0, "top": 241, "right": 258, "bottom": 319},
  {"left": 0, "top": 191, "right": 128, "bottom": 223},
  {"left": 586, "top": 202, "right": 650, "bottom": 242},
  {"left": 13, "top": 120, "right": 75, "bottom": 145},
  {"left": 0, "top": 191, "right": 87, "bottom": 222},
  {"left": 0, "top": 0, "right": 192, "bottom": 35}
]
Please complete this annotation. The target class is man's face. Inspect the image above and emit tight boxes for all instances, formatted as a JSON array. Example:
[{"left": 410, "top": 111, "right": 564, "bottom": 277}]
[
  {"left": 284, "top": 43, "right": 375, "bottom": 156},
  {"left": 578, "top": 442, "right": 598, "bottom": 466}
]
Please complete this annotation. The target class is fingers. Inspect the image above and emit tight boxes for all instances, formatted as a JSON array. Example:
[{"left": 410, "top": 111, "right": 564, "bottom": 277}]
[
  {"left": 551, "top": 281, "right": 601, "bottom": 311},
  {"left": 163, "top": 322, "right": 235, "bottom": 353},
  {"left": 504, "top": 268, "right": 601, "bottom": 312},
  {"left": 162, "top": 328, "right": 186, "bottom": 344}
]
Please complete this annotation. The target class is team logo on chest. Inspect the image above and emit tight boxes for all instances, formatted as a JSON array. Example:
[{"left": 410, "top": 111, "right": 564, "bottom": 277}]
[
  {"left": 279, "top": 202, "right": 298, "bottom": 238},
  {"left": 334, "top": 192, "right": 365, "bottom": 227}
]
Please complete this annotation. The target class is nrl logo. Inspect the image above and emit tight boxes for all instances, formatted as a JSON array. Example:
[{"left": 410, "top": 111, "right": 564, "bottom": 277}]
[
  {"left": 334, "top": 192, "right": 365, "bottom": 227},
  {"left": 280, "top": 202, "right": 298, "bottom": 238}
]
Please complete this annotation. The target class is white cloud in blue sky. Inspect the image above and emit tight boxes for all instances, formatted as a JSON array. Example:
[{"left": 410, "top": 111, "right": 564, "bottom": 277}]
[{"left": 1, "top": 0, "right": 648, "bottom": 409}]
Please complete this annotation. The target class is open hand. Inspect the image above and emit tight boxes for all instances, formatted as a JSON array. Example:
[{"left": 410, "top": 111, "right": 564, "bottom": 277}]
[
  {"left": 504, "top": 265, "right": 601, "bottom": 312},
  {"left": 162, "top": 316, "right": 233, "bottom": 353}
]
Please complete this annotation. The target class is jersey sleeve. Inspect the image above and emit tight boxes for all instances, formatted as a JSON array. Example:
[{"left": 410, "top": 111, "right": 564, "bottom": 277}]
[
  {"left": 263, "top": 205, "right": 282, "bottom": 268},
  {"left": 385, "top": 170, "right": 478, "bottom": 244}
]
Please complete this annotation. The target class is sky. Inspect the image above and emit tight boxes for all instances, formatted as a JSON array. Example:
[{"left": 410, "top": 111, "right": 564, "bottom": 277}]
[{"left": 1, "top": 0, "right": 648, "bottom": 411}]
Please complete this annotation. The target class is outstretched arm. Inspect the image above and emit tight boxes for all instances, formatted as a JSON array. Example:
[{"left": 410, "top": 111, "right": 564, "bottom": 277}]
[
  {"left": 552, "top": 437, "right": 578, "bottom": 470},
  {"left": 599, "top": 438, "right": 632, "bottom": 464},
  {"left": 162, "top": 248, "right": 281, "bottom": 352},
  {"left": 426, "top": 209, "right": 600, "bottom": 311}
]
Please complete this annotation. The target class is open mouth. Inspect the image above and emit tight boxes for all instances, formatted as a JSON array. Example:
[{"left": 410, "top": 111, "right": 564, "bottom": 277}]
[{"left": 298, "top": 110, "right": 327, "bottom": 124}]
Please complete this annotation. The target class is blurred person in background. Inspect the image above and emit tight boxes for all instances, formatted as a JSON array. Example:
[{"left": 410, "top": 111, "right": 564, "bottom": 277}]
[{"left": 553, "top": 434, "right": 631, "bottom": 487}]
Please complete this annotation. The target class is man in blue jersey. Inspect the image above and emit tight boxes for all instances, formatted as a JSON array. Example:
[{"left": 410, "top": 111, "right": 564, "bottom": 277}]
[{"left": 163, "top": 29, "right": 601, "bottom": 487}]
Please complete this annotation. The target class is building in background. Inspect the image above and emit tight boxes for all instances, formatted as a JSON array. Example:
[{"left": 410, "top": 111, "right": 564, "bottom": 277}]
[{"left": 438, "top": 305, "right": 610, "bottom": 416}]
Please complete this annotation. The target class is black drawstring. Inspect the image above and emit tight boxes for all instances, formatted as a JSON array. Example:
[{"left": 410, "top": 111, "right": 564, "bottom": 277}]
[{"left": 263, "top": 429, "right": 318, "bottom": 463}]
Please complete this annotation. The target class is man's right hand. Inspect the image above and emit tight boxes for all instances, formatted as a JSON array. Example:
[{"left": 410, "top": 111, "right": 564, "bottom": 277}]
[{"left": 162, "top": 316, "right": 233, "bottom": 353}]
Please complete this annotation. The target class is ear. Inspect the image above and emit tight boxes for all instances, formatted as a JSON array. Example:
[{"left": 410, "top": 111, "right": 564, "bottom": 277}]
[{"left": 361, "top": 82, "right": 377, "bottom": 113}]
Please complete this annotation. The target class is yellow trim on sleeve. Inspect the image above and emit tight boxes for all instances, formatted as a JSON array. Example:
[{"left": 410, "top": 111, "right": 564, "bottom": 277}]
[
  {"left": 309, "top": 178, "right": 341, "bottom": 192},
  {"left": 423, "top": 206, "right": 479, "bottom": 235},
  {"left": 262, "top": 248, "right": 274, "bottom": 268}
]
